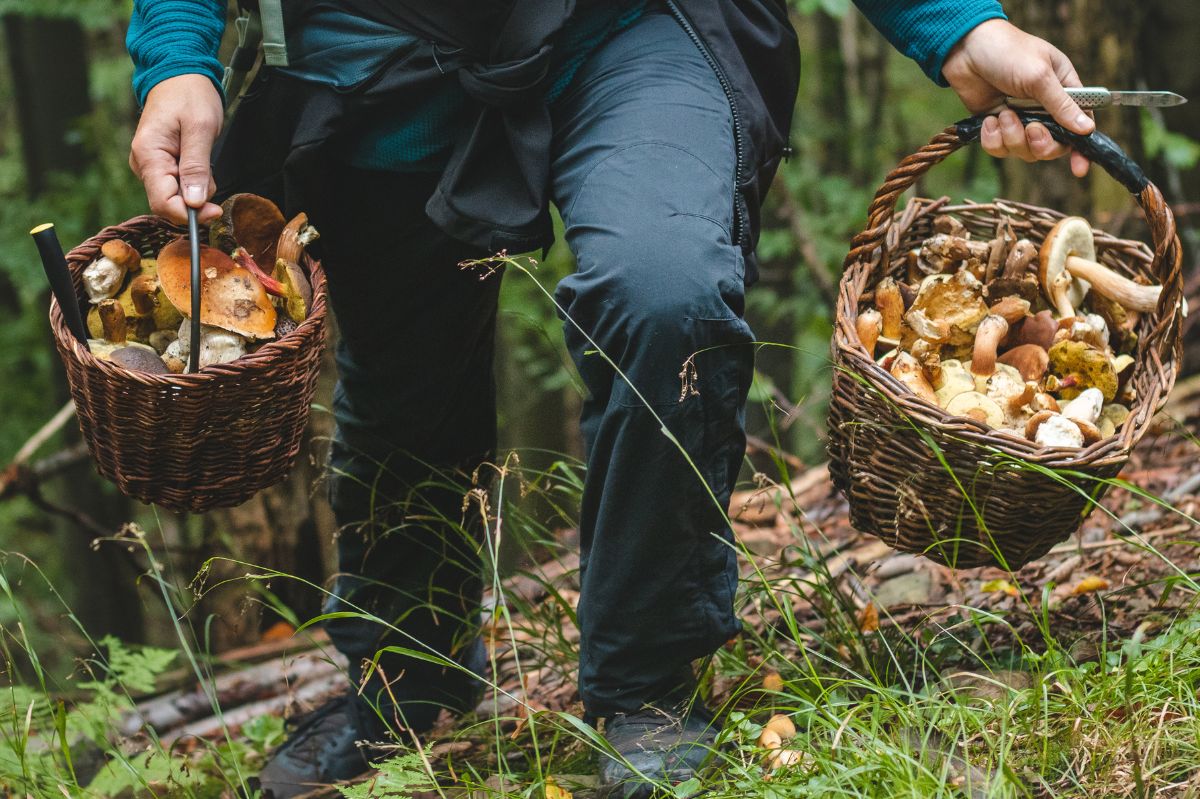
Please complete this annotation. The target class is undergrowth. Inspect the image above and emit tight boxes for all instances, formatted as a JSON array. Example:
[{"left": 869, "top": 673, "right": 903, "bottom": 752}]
[{"left": 0, "top": 255, "right": 1196, "bottom": 798}]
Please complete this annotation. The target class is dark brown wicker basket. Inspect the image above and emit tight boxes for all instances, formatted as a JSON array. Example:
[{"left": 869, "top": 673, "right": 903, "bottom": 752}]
[
  {"left": 828, "top": 117, "right": 1185, "bottom": 569},
  {"left": 48, "top": 215, "right": 328, "bottom": 513}
]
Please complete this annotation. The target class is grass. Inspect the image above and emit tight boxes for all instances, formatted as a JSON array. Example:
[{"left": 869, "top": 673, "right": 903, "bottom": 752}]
[{"left": 0, "top": 255, "right": 1197, "bottom": 798}]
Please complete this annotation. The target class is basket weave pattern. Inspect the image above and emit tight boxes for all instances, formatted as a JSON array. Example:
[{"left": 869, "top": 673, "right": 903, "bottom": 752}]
[
  {"left": 49, "top": 215, "right": 329, "bottom": 512},
  {"left": 828, "top": 126, "right": 1185, "bottom": 569}
]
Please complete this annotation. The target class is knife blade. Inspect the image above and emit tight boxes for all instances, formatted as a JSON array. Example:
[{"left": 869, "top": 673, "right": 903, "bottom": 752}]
[{"left": 1006, "top": 87, "right": 1186, "bottom": 110}]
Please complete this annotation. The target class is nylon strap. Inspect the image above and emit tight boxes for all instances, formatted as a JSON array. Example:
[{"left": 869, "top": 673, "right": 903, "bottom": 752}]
[
  {"left": 259, "top": 0, "right": 290, "bottom": 67},
  {"left": 222, "top": 9, "right": 262, "bottom": 99}
]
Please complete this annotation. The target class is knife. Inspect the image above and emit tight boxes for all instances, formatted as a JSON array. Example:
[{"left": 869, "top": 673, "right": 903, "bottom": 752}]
[
  {"left": 1006, "top": 87, "right": 1187, "bottom": 111},
  {"left": 30, "top": 222, "right": 89, "bottom": 345},
  {"left": 187, "top": 206, "right": 202, "bottom": 374}
]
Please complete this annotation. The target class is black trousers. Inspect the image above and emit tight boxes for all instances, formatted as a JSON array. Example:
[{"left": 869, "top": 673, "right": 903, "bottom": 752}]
[{"left": 312, "top": 12, "right": 753, "bottom": 719}]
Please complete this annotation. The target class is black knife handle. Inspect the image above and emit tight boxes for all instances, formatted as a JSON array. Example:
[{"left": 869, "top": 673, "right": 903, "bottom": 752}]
[{"left": 31, "top": 223, "right": 89, "bottom": 345}]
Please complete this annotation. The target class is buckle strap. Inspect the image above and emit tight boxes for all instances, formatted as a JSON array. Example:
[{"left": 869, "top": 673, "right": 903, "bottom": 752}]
[{"left": 258, "top": 0, "right": 289, "bottom": 67}]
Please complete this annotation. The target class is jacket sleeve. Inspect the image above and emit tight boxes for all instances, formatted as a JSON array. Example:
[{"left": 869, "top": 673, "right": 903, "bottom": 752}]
[
  {"left": 127, "top": 0, "right": 227, "bottom": 106},
  {"left": 853, "top": 0, "right": 1007, "bottom": 86}
]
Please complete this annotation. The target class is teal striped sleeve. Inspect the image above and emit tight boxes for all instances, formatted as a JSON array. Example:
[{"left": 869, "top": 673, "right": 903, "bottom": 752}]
[
  {"left": 127, "top": 0, "right": 227, "bottom": 106},
  {"left": 853, "top": 0, "right": 1007, "bottom": 86}
]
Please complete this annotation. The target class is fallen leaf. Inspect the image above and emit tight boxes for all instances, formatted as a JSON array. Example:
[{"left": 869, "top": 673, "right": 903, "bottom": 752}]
[
  {"left": 260, "top": 620, "right": 295, "bottom": 642},
  {"left": 859, "top": 601, "right": 880, "bottom": 633},
  {"left": 981, "top": 579, "right": 1020, "bottom": 597},
  {"left": 1071, "top": 576, "right": 1110, "bottom": 595}
]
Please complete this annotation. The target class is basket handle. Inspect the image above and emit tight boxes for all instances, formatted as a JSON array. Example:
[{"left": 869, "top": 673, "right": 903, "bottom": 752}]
[{"left": 845, "top": 112, "right": 1185, "bottom": 383}]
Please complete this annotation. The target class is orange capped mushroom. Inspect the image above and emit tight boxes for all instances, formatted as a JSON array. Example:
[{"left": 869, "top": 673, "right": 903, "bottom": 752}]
[{"left": 158, "top": 238, "right": 277, "bottom": 340}]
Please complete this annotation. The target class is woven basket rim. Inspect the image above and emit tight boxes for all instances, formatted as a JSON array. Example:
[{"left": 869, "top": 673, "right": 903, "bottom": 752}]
[{"left": 48, "top": 214, "right": 328, "bottom": 386}]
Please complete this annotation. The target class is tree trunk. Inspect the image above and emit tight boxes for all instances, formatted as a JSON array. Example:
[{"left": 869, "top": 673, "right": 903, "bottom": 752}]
[{"left": 3, "top": 14, "right": 91, "bottom": 197}]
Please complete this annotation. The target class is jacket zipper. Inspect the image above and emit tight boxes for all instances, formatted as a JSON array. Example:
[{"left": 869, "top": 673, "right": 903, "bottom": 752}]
[{"left": 664, "top": 0, "right": 747, "bottom": 248}]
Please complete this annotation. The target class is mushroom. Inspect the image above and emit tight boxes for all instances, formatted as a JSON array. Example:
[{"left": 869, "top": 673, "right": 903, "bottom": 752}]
[
  {"left": 158, "top": 238, "right": 277, "bottom": 340},
  {"left": 988, "top": 296, "right": 1031, "bottom": 326},
  {"left": 1027, "top": 411, "right": 1086, "bottom": 448},
  {"left": 969, "top": 314, "right": 1009, "bottom": 382},
  {"left": 209, "top": 192, "right": 286, "bottom": 268},
  {"left": 944, "top": 391, "right": 1005, "bottom": 428},
  {"left": 934, "top": 359, "right": 975, "bottom": 407},
  {"left": 148, "top": 329, "right": 177, "bottom": 355},
  {"left": 856, "top": 308, "right": 882, "bottom": 357},
  {"left": 758, "top": 728, "right": 782, "bottom": 750},
  {"left": 1047, "top": 340, "right": 1118, "bottom": 401},
  {"left": 1009, "top": 310, "right": 1057, "bottom": 351},
  {"left": 1061, "top": 387, "right": 1104, "bottom": 426},
  {"left": 231, "top": 246, "right": 286, "bottom": 297},
  {"left": 875, "top": 278, "right": 904, "bottom": 344},
  {"left": 890, "top": 352, "right": 937, "bottom": 405},
  {"left": 921, "top": 233, "right": 990, "bottom": 274},
  {"left": 905, "top": 270, "right": 989, "bottom": 357},
  {"left": 173, "top": 318, "right": 248, "bottom": 369},
  {"left": 82, "top": 239, "right": 140, "bottom": 303},
  {"left": 1040, "top": 218, "right": 1094, "bottom": 318},
  {"left": 110, "top": 345, "right": 169, "bottom": 374},
  {"left": 764, "top": 714, "right": 797, "bottom": 740},
  {"left": 1097, "top": 403, "right": 1130, "bottom": 437},
  {"left": 904, "top": 308, "right": 951, "bottom": 344},
  {"left": 273, "top": 213, "right": 318, "bottom": 323},
  {"left": 997, "top": 343, "right": 1049, "bottom": 381},
  {"left": 910, "top": 338, "right": 942, "bottom": 386},
  {"left": 1043, "top": 217, "right": 1162, "bottom": 313},
  {"left": 1003, "top": 239, "right": 1038, "bottom": 279},
  {"left": 97, "top": 298, "right": 127, "bottom": 344},
  {"left": 932, "top": 214, "right": 967, "bottom": 237}
]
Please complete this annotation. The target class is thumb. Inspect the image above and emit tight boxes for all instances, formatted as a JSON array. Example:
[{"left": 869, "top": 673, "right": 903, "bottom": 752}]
[
  {"left": 1031, "top": 68, "right": 1095, "bottom": 136},
  {"left": 178, "top": 122, "right": 216, "bottom": 209}
]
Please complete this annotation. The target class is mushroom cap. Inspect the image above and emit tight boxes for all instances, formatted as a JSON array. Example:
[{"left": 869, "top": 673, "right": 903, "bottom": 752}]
[
  {"left": 110, "top": 344, "right": 170, "bottom": 374},
  {"left": 158, "top": 238, "right": 277, "bottom": 340},
  {"left": 1039, "top": 217, "right": 1094, "bottom": 315},
  {"left": 209, "top": 193, "right": 286, "bottom": 268},
  {"left": 944, "top": 391, "right": 1005, "bottom": 428},
  {"left": 100, "top": 238, "right": 141, "bottom": 271},
  {"left": 1032, "top": 412, "right": 1085, "bottom": 448},
  {"left": 997, "top": 343, "right": 1050, "bottom": 381},
  {"left": 1061, "top": 387, "right": 1104, "bottom": 425},
  {"left": 764, "top": 714, "right": 797, "bottom": 740}
]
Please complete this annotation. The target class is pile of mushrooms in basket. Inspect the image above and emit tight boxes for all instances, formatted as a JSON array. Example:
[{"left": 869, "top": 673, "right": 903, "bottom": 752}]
[
  {"left": 857, "top": 213, "right": 1165, "bottom": 449},
  {"left": 80, "top": 194, "right": 316, "bottom": 373}
]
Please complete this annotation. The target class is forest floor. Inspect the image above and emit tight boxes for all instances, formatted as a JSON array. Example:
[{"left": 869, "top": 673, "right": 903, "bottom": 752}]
[
  {"left": 0, "top": 381, "right": 1196, "bottom": 797},
  {"left": 77, "top": 381, "right": 1200, "bottom": 799}
]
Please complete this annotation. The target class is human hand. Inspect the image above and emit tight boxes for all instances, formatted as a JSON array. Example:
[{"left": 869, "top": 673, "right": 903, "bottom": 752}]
[
  {"left": 942, "top": 18, "right": 1093, "bottom": 177},
  {"left": 128, "top": 74, "right": 224, "bottom": 224}
]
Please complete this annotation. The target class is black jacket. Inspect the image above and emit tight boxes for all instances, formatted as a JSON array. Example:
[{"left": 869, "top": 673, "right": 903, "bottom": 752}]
[{"left": 214, "top": 0, "right": 799, "bottom": 278}]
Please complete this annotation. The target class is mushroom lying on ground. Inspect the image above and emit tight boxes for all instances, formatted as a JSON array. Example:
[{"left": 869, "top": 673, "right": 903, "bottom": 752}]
[
  {"left": 1043, "top": 217, "right": 1162, "bottom": 313},
  {"left": 157, "top": 238, "right": 277, "bottom": 340},
  {"left": 82, "top": 239, "right": 140, "bottom": 303}
]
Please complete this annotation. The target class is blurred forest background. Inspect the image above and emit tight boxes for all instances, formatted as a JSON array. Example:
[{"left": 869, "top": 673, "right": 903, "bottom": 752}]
[{"left": 0, "top": 0, "right": 1197, "bottom": 676}]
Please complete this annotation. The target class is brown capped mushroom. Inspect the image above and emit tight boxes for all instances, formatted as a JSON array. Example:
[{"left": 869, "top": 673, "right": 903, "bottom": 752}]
[
  {"left": 934, "top": 359, "right": 974, "bottom": 407},
  {"left": 758, "top": 728, "right": 782, "bottom": 750},
  {"left": 997, "top": 343, "right": 1049, "bottom": 381},
  {"left": 890, "top": 352, "right": 937, "bottom": 405},
  {"left": 764, "top": 714, "right": 797, "bottom": 740},
  {"left": 856, "top": 308, "right": 882, "bottom": 357},
  {"left": 231, "top": 246, "right": 286, "bottom": 297},
  {"left": 1002, "top": 238, "right": 1038, "bottom": 279},
  {"left": 1097, "top": 403, "right": 1130, "bottom": 437},
  {"left": 921, "top": 233, "right": 990, "bottom": 274},
  {"left": 1045, "top": 217, "right": 1162, "bottom": 313},
  {"left": 82, "top": 239, "right": 141, "bottom": 303},
  {"left": 1009, "top": 310, "right": 1057, "bottom": 351},
  {"left": 158, "top": 238, "right": 277, "bottom": 340},
  {"left": 209, "top": 193, "right": 286, "bottom": 268},
  {"left": 1040, "top": 217, "right": 1094, "bottom": 318},
  {"left": 906, "top": 270, "right": 989, "bottom": 357},
  {"left": 273, "top": 213, "right": 319, "bottom": 323},
  {"left": 110, "top": 345, "right": 169, "bottom": 374},
  {"left": 97, "top": 299, "right": 127, "bottom": 344},
  {"left": 988, "top": 296, "right": 1031, "bottom": 326}
]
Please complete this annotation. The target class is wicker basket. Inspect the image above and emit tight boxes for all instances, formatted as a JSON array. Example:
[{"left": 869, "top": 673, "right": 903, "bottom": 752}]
[
  {"left": 828, "top": 116, "right": 1185, "bottom": 569},
  {"left": 48, "top": 215, "right": 329, "bottom": 513}
]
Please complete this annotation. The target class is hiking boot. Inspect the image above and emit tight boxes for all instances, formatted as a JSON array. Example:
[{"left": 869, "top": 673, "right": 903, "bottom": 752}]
[
  {"left": 252, "top": 692, "right": 384, "bottom": 799},
  {"left": 255, "top": 637, "right": 488, "bottom": 798},
  {"left": 596, "top": 700, "right": 718, "bottom": 799}
]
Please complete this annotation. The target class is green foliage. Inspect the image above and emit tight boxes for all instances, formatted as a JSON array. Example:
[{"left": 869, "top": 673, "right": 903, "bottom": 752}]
[
  {"left": 1141, "top": 110, "right": 1200, "bottom": 170},
  {"left": 336, "top": 751, "right": 436, "bottom": 798}
]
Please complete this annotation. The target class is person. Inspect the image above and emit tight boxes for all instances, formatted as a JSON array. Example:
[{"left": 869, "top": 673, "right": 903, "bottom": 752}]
[{"left": 126, "top": 1, "right": 1094, "bottom": 796}]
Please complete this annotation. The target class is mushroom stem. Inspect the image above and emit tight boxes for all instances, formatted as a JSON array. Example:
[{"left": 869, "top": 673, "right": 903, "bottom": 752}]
[
  {"left": 1048, "top": 270, "right": 1077, "bottom": 319},
  {"left": 856, "top": 309, "right": 882, "bottom": 357},
  {"left": 875, "top": 278, "right": 904, "bottom": 341},
  {"left": 970, "top": 314, "right": 1009, "bottom": 379},
  {"left": 97, "top": 299, "right": 127, "bottom": 344},
  {"left": 231, "top": 247, "right": 287, "bottom": 297},
  {"left": 1064, "top": 255, "right": 1161, "bottom": 313}
]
